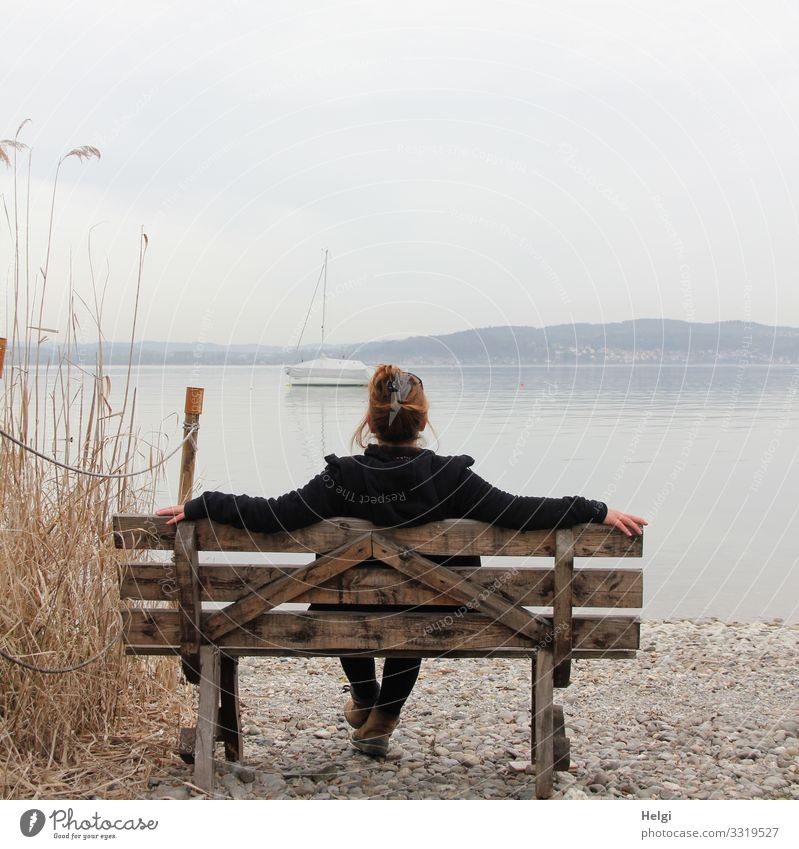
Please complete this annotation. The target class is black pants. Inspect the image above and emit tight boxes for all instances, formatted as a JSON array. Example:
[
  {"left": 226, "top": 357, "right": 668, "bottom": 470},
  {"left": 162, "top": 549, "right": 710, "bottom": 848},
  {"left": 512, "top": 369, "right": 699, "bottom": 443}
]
[
  {"left": 339, "top": 656, "right": 421, "bottom": 717},
  {"left": 309, "top": 551, "right": 480, "bottom": 717}
]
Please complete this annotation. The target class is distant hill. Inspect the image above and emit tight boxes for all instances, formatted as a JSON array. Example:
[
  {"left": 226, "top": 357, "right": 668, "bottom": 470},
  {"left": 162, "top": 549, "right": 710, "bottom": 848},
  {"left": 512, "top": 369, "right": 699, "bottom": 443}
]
[
  {"left": 344, "top": 320, "right": 799, "bottom": 365},
  {"left": 21, "top": 319, "right": 799, "bottom": 365}
]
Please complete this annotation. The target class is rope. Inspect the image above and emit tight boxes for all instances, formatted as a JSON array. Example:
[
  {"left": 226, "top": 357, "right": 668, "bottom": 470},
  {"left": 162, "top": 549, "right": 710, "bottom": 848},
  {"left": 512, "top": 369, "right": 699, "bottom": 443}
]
[
  {"left": 0, "top": 424, "right": 197, "bottom": 479},
  {"left": 0, "top": 628, "right": 124, "bottom": 674}
]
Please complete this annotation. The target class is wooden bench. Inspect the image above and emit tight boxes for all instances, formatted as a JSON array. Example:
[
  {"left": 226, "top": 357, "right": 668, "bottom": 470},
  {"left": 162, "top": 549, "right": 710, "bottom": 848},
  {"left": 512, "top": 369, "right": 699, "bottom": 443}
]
[{"left": 113, "top": 512, "right": 643, "bottom": 798}]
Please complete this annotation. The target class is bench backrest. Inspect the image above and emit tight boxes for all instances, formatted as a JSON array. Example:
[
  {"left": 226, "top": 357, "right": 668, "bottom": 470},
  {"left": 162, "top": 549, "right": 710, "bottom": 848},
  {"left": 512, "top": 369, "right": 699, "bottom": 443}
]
[{"left": 114, "top": 515, "right": 643, "bottom": 681}]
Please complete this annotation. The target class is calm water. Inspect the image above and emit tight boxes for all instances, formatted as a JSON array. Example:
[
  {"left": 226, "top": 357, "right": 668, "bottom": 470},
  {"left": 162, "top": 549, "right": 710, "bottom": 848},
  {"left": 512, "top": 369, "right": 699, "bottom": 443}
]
[{"left": 106, "top": 364, "right": 799, "bottom": 623}]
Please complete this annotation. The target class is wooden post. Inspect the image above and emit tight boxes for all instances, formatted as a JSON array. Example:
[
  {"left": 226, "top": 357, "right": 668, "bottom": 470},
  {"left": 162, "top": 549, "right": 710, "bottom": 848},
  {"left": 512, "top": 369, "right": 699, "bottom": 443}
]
[
  {"left": 219, "top": 655, "right": 243, "bottom": 762},
  {"left": 553, "top": 704, "right": 571, "bottom": 771},
  {"left": 530, "top": 656, "right": 537, "bottom": 752},
  {"left": 178, "top": 387, "right": 204, "bottom": 505},
  {"left": 176, "top": 387, "right": 204, "bottom": 685},
  {"left": 534, "top": 647, "right": 555, "bottom": 799},
  {"left": 174, "top": 521, "right": 202, "bottom": 685},
  {"left": 195, "top": 645, "right": 221, "bottom": 794},
  {"left": 0, "top": 337, "right": 6, "bottom": 378},
  {"left": 553, "top": 527, "right": 575, "bottom": 687}
]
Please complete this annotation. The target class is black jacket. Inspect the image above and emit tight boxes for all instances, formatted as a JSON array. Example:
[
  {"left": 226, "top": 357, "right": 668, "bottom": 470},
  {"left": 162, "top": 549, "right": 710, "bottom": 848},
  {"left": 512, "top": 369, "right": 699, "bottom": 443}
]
[{"left": 183, "top": 443, "right": 608, "bottom": 533}]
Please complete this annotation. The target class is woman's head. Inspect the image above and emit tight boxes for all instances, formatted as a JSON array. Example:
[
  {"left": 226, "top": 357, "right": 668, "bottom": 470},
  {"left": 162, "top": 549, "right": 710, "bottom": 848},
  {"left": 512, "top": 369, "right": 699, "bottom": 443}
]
[{"left": 352, "top": 364, "right": 430, "bottom": 449}]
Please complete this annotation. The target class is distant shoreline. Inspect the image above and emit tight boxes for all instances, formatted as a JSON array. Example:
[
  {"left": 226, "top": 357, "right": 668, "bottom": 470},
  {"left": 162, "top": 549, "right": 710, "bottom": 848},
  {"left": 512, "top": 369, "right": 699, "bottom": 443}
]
[{"left": 13, "top": 319, "right": 799, "bottom": 367}]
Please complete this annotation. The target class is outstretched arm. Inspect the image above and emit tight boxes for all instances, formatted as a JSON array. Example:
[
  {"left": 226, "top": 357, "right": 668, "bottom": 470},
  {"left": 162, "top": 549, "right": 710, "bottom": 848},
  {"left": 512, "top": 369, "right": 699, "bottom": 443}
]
[
  {"left": 156, "top": 472, "right": 336, "bottom": 534},
  {"left": 449, "top": 467, "right": 646, "bottom": 534}
]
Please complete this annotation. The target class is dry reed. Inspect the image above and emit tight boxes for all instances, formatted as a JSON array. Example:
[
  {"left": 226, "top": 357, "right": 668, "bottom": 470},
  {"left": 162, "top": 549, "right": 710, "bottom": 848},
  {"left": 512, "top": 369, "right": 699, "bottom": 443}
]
[{"left": 0, "top": 123, "right": 192, "bottom": 799}]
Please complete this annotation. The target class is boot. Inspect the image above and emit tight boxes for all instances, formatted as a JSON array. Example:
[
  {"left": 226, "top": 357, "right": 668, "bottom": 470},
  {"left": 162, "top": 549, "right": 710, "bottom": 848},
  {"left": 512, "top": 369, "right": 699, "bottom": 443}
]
[
  {"left": 343, "top": 693, "right": 376, "bottom": 729},
  {"left": 351, "top": 707, "right": 400, "bottom": 757}
]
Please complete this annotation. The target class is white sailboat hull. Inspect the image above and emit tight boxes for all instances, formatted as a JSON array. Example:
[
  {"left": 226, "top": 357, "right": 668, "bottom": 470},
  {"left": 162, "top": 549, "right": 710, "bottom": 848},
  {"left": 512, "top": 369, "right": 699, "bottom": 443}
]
[{"left": 285, "top": 355, "right": 372, "bottom": 386}]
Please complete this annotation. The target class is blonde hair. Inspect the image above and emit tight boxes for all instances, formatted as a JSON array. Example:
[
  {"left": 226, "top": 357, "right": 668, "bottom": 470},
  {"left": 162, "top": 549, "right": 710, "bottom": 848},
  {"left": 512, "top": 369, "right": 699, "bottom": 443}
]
[{"left": 351, "top": 363, "right": 431, "bottom": 449}]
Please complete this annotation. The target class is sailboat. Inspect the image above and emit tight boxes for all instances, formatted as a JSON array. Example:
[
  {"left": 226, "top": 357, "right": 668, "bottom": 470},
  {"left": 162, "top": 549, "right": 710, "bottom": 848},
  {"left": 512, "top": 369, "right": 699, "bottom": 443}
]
[{"left": 284, "top": 250, "right": 372, "bottom": 386}]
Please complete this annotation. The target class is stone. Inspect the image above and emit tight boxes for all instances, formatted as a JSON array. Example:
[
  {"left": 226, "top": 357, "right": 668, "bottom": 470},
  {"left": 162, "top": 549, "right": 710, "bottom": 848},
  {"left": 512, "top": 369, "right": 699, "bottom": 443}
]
[
  {"left": 230, "top": 766, "right": 256, "bottom": 783},
  {"left": 221, "top": 773, "right": 240, "bottom": 792},
  {"left": 509, "top": 760, "right": 532, "bottom": 774},
  {"left": 562, "top": 786, "right": 589, "bottom": 799},
  {"left": 259, "top": 773, "right": 287, "bottom": 794},
  {"left": 153, "top": 785, "right": 190, "bottom": 800}
]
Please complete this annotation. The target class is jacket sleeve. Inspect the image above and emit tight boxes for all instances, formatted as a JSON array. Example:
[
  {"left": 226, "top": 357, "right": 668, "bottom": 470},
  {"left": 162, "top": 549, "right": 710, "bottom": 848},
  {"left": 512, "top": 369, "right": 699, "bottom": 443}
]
[
  {"left": 450, "top": 466, "right": 607, "bottom": 530},
  {"left": 182, "top": 471, "right": 337, "bottom": 534}
]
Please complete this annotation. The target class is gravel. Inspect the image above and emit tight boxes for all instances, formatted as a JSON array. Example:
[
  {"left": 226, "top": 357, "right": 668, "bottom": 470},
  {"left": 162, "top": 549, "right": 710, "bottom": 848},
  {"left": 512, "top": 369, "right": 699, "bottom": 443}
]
[{"left": 142, "top": 619, "right": 799, "bottom": 800}]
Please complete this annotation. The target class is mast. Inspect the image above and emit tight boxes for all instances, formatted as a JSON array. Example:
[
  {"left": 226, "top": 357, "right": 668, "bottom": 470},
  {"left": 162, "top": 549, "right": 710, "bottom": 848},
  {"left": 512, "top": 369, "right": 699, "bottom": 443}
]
[{"left": 321, "top": 248, "right": 328, "bottom": 354}]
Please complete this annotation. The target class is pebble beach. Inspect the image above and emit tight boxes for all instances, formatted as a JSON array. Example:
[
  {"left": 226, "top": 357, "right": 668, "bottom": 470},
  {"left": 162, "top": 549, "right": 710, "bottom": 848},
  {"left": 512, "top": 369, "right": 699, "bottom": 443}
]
[{"left": 144, "top": 620, "right": 799, "bottom": 800}]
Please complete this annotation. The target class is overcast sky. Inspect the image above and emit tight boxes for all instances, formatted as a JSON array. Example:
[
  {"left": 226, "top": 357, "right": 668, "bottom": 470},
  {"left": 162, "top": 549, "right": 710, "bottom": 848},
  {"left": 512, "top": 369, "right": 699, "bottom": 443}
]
[{"left": 3, "top": 0, "right": 799, "bottom": 346}]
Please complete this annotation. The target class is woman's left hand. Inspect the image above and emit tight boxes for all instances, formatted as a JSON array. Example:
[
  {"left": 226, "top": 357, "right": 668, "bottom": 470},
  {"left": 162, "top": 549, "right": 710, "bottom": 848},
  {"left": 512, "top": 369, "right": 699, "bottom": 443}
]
[{"left": 156, "top": 505, "right": 185, "bottom": 526}]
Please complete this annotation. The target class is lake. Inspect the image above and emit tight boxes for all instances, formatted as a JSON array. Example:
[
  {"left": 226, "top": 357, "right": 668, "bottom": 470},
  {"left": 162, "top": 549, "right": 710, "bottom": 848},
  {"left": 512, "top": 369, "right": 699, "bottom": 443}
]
[{"left": 107, "top": 363, "right": 799, "bottom": 623}]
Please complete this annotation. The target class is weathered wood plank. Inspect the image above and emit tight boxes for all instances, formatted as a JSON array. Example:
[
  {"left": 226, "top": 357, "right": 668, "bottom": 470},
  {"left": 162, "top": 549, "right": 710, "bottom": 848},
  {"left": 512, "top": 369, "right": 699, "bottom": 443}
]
[
  {"left": 126, "top": 645, "right": 639, "bottom": 660},
  {"left": 113, "top": 514, "right": 643, "bottom": 557},
  {"left": 173, "top": 522, "right": 201, "bottom": 684},
  {"left": 534, "top": 647, "right": 554, "bottom": 799},
  {"left": 123, "top": 609, "right": 639, "bottom": 654},
  {"left": 203, "top": 534, "right": 373, "bottom": 641},
  {"left": 553, "top": 705, "right": 570, "bottom": 771},
  {"left": 122, "top": 562, "right": 643, "bottom": 608},
  {"left": 553, "top": 527, "right": 574, "bottom": 687},
  {"left": 372, "top": 533, "right": 549, "bottom": 641},
  {"left": 195, "top": 645, "right": 220, "bottom": 794}
]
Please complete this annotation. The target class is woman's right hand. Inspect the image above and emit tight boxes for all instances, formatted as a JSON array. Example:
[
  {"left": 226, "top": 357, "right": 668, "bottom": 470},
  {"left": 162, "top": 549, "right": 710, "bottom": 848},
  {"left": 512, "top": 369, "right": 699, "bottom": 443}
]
[{"left": 603, "top": 508, "right": 648, "bottom": 537}]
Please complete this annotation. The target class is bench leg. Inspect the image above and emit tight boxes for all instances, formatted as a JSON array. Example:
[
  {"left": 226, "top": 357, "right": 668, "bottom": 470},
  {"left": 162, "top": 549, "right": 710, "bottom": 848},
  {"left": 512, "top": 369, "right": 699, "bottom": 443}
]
[
  {"left": 219, "top": 654, "right": 243, "bottom": 762},
  {"left": 195, "top": 645, "right": 221, "bottom": 794},
  {"left": 553, "top": 705, "right": 571, "bottom": 772},
  {"left": 533, "top": 647, "right": 554, "bottom": 799}
]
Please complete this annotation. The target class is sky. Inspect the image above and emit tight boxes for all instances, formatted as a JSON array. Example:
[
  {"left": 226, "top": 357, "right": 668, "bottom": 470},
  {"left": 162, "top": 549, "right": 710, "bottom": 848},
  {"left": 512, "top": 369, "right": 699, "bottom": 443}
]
[{"left": 2, "top": 0, "right": 799, "bottom": 347}]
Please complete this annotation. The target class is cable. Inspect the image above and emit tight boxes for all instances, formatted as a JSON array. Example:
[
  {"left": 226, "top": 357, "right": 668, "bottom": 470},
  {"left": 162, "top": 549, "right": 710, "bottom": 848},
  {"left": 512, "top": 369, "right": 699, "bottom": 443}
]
[
  {"left": 0, "top": 424, "right": 197, "bottom": 479},
  {"left": 0, "top": 628, "right": 124, "bottom": 674}
]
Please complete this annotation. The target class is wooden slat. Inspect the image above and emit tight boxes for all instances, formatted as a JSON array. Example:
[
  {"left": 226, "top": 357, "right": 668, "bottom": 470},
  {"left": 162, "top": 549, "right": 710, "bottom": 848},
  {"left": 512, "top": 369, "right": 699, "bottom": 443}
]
[
  {"left": 122, "top": 562, "right": 644, "bottom": 608},
  {"left": 195, "top": 645, "right": 220, "bottom": 794},
  {"left": 112, "top": 514, "right": 643, "bottom": 557},
  {"left": 127, "top": 645, "right": 638, "bottom": 660},
  {"left": 372, "top": 533, "right": 549, "bottom": 641},
  {"left": 534, "top": 647, "right": 554, "bottom": 799},
  {"left": 122, "top": 609, "right": 640, "bottom": 655},
  {"left": 174, "top": 522, "right": 201, "bottom": 683},
  {"left": 553, "top": 527, "right": 575, "bottom": 687},
  {"left": 203, "top": 534, "right": 372, "bottom": 641}
]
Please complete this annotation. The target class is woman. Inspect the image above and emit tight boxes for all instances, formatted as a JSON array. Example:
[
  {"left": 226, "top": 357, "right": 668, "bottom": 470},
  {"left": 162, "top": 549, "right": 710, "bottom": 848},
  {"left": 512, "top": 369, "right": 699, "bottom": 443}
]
[{"left": 157, "top": 364, "right": 646, "bottom": 758}]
